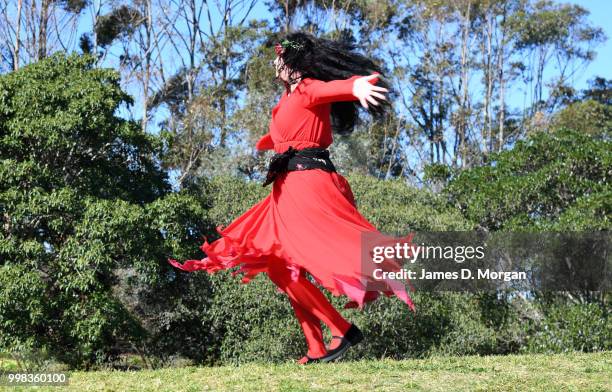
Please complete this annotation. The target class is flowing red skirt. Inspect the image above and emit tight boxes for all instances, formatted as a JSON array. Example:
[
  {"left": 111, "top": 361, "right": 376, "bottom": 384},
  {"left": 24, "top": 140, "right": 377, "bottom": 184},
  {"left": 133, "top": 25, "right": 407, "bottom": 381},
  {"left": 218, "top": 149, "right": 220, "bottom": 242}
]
[{"left": 169, "top": 170, "right": 415, "bottom": 311}]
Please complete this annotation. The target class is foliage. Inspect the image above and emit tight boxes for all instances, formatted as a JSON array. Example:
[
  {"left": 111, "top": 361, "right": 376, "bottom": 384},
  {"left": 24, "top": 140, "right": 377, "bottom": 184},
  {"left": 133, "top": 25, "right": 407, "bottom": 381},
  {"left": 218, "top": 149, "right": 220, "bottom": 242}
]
[
  {"left": 0, "top": 53, "right": 208, "bottom": 369},
  {"left": 522, "top": 302, "right": 610, "bottom": 354},
  {"left": 95, "top": 5, "right": 143, "bottom": 48},
  {"left": 551, "top": 99, "right": 611, "bottom": 137},
  {"left": 444, "top": 127, "right": 610, "bottom": 231}
]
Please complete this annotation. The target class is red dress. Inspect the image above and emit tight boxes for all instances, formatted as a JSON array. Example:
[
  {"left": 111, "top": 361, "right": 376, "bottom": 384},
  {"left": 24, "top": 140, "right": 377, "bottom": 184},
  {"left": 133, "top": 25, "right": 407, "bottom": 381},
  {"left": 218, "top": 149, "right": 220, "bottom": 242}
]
[{"left": 169, "top": 75, "right": 415, "bottom": 311}]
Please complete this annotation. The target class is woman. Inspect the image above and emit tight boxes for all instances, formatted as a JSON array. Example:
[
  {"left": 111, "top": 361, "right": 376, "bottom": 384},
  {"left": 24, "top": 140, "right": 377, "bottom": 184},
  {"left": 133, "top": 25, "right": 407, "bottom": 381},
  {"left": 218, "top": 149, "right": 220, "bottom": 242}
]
[{"left": 169, "top": 32, "right": 414, "bottom": 364}]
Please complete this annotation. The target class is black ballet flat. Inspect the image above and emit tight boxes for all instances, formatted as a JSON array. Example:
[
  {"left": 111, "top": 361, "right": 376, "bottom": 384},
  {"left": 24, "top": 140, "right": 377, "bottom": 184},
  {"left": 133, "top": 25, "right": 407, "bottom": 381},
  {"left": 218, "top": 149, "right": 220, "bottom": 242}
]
[{"left": 320, "top": 324, "right": 364, "bottom": 363}]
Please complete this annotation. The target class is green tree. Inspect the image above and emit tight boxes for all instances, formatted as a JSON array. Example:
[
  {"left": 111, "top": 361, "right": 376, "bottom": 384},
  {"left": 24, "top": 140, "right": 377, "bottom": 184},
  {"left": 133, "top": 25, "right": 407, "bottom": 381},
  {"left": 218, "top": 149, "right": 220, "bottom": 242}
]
[
  {"left": 0, "top": 52, "right": 211, "bottom": 369},
  {"left": 508, "top": 0, "right": 605, "bottom": 114},
  {"left": 444, "top": 126, "right": 610, "bottom": 231}
]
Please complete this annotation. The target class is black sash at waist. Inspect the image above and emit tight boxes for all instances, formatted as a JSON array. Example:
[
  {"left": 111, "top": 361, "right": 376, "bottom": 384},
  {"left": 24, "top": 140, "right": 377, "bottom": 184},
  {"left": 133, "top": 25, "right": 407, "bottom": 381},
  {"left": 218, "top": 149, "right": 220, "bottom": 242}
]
[{"left": 263, "top": 146, "right": 336, "bottom": 186}]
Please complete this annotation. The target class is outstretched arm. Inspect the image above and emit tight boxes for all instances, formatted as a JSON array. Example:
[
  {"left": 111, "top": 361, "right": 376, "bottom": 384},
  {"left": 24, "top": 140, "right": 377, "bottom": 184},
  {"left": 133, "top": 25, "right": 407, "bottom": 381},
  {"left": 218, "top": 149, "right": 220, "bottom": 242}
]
[{"left": 303, "top": 73, "right": 388, "bottom": 108}]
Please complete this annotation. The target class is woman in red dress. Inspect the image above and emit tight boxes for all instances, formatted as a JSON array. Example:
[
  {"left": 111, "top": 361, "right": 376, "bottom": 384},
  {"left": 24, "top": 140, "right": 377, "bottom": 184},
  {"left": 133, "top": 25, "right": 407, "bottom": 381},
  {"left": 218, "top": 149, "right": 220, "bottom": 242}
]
[{"left": 169, "top": 32, "right": 414, "bottom": 364}]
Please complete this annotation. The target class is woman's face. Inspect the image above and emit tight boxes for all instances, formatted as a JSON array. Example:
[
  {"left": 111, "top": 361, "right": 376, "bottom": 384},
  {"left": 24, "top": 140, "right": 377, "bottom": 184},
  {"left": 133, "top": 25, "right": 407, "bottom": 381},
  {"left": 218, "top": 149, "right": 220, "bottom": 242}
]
[{"left": 273, "top": 55, "right": 291, "bottom": 82}]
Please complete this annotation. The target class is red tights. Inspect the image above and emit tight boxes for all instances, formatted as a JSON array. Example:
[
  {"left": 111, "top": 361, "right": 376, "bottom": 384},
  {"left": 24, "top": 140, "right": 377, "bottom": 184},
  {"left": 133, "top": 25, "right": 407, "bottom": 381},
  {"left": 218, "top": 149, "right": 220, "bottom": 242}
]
[{"left": 267, "top": 260, "right": 352, "bottom": 358}]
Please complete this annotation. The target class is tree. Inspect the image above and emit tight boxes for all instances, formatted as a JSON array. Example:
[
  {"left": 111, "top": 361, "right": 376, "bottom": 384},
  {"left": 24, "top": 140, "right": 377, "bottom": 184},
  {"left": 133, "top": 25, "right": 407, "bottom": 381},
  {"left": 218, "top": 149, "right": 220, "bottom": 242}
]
[
  {"left": 0, "top": 53, "right": 211, "bottom": 368},
  {"left": 444, "top": 125, "right": 610, "bottom": 232},
  {"left": 508, "top": 0, "right": 605, "bottom": 114},
  {"left": 149, "top": 1, "right": 263, "bottom": 187}
]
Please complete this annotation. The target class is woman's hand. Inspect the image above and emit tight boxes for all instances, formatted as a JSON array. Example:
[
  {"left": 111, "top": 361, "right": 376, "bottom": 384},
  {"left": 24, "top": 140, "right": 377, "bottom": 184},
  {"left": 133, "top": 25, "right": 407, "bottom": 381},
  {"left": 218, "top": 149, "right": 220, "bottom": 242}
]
[{"left": 352, "top": 73, "right": 388, "bottom": 109}]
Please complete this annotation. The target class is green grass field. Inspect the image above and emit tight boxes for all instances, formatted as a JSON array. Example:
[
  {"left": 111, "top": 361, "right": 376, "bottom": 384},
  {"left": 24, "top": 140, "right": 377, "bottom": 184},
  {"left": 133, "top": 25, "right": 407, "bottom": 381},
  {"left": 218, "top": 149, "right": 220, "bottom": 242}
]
[{"left": 1, "top": 352, "right": 610, "bottom": 391}]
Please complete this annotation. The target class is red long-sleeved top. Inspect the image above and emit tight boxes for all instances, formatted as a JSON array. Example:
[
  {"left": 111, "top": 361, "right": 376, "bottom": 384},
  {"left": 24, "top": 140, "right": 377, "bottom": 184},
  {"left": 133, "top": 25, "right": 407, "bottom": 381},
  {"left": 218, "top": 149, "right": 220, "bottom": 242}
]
[{"left": 256, "top": 75, "right": 374, "bottom": 153}]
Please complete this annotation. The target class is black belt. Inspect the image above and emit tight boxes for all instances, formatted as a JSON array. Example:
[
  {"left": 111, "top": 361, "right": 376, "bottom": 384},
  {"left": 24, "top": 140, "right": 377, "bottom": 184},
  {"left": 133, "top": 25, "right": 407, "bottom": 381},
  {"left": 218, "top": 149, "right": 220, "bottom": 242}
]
[{"left": 263, "top": 146, "right": 336, "bottom": 186}]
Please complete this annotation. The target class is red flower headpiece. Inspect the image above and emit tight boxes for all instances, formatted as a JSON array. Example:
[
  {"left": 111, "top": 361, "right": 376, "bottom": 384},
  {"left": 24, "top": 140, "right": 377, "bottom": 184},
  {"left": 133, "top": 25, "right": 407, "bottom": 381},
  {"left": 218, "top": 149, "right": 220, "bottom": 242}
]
[
  {"left": 274, "top": 39, "right": 304, "bottom": 56},
  {"left": 274, "top": 43, "right": 283, "bottom": 56}
]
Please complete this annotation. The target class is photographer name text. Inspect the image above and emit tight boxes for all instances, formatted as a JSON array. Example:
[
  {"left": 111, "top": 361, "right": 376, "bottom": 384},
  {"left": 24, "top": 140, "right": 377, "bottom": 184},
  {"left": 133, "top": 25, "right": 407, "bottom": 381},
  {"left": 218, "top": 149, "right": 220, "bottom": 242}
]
[{"left": 373, "top": 268, "right": 527, "bottom": 282}]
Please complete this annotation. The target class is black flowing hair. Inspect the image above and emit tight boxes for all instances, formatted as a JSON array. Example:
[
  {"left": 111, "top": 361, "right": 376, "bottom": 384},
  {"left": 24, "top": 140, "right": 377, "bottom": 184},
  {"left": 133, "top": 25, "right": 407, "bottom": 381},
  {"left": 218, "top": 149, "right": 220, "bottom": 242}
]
[{"left": 274, "top": 31, "right": 392, "bottom": 135}]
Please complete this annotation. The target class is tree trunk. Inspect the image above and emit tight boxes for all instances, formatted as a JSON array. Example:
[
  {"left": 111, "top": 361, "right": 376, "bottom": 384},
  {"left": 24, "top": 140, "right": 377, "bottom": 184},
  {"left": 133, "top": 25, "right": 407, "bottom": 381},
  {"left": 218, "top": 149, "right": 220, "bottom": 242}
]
[
  {"left": 142, "top": 0, "right": 152, "bottom": 133},
  {"left": 497, "top": 1, "right": 509, "bottom": 153},
  {"left": 219, "top": 3, "right": 230, "bottom": 147},
  {"left": 458, "top": 0, "right": 471, "bottom": 168},
  {"left": 498, "top": 68, "right": 505, "bottom": 152},
  {"left": 38, "top": 0, "right": 50, "bottom": 60},
  {"left": 14, "top": 0, "right": 23, "bottom": 70},
  {"left": 483, "top": 9, "right": 493, "bottom": 156}
]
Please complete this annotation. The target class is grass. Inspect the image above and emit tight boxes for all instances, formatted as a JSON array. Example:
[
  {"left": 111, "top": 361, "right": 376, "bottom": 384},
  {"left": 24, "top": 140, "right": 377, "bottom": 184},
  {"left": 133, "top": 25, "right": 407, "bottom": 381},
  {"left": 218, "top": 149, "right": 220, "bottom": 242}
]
[{"left": 1, "top": 352, "right": 610, "bottom": 391}]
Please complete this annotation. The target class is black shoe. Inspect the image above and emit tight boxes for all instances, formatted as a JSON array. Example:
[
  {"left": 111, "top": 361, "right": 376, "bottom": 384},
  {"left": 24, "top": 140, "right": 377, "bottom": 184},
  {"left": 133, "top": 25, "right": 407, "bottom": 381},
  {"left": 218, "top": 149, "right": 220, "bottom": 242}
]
[{"left": 320, "top": 324, "right": 364, "bottom": 363}]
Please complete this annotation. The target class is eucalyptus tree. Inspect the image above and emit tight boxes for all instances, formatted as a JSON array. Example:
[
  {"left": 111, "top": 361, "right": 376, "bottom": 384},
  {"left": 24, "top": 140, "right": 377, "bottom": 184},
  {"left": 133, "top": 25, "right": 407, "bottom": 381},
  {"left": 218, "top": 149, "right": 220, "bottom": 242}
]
[
  {"left": 508, "top": 0, "right": 605, "bottom": 116},
  {"left": 0, "top": 0, "right": 90, "bottom": 70},
  {"left": 148, "top": 0, "right": 262, "bottom": 187}
]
